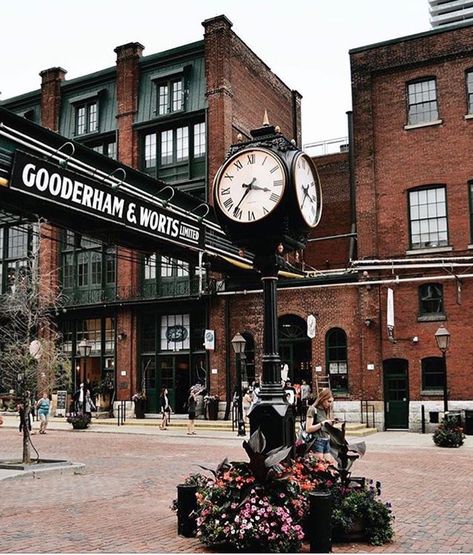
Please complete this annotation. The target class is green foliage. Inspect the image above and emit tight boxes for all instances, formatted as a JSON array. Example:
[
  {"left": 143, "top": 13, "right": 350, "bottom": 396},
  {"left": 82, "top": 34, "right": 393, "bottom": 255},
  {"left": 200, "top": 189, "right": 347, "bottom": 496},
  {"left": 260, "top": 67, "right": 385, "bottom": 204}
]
[
  {"left": 433, "top": 413, "right": 465, "bottom": 448},
  {"left": 331, "top": 481, "right": 394, "bottom": 546},
  {"left": 67, "top": 414, "right": 91, "bottom": 429}
]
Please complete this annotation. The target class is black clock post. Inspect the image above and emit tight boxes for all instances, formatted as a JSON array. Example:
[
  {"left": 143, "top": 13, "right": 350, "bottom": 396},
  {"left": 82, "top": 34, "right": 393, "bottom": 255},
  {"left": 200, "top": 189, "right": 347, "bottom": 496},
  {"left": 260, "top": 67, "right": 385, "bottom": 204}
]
[
  {"left": 249, "top": 253, "right": 295, "bottom": 453},
  {"left": 213, "top": 122, "right": 322, "bottom": 454}
]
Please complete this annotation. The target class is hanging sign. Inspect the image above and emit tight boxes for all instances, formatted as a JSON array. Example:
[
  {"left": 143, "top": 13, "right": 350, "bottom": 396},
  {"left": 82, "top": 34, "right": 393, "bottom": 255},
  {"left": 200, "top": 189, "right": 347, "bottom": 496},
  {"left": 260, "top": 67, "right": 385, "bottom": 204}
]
[
  {"left": 387, "top": 288, "right": 395, "bottom": 341},
  {"left": 10, "top": 151, "right": 204, "bottom": 250},
  {"left": 204, "top": 330, "right": 215, "bottom": 351},
  {"left": 307, "top": 314, "right": 316, "bottom": 339}
]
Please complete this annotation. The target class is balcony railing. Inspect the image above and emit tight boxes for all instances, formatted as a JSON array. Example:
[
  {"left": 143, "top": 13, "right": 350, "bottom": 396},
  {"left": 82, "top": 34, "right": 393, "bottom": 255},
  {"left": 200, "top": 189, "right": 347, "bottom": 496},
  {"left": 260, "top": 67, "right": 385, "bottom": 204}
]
[{"left": 62, "top": 276, "right": 206, "bottom": 307}]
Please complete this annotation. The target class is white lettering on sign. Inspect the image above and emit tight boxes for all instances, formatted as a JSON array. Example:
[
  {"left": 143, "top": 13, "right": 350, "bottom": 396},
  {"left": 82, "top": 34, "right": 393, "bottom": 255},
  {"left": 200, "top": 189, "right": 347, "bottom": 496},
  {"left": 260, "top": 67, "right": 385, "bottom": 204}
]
[
  {"left": 13, "top": 152, "right": 203, "bottom": 249},
  {"left": 21, "top": 162, "right": 125, "bottom": 219}
]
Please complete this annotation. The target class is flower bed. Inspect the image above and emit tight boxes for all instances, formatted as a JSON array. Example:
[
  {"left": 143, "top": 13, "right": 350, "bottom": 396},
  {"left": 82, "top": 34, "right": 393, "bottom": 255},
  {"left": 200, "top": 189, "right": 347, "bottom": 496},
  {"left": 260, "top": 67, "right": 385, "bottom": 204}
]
[
  {"left": 433, "top": 413, "right": 465, "bottom": 448},
  {"left": 176, "top": 429, "right": 394, "bottom": 552}
]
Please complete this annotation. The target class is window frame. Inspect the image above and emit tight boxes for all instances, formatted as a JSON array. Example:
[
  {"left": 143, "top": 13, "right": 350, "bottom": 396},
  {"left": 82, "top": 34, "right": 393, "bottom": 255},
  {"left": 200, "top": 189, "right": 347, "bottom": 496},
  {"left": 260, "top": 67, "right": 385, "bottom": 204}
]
[
  {"left": 406, "top": 77, "right": 439, "bottom": 126},
  {"left": 418, "top": 283, "right": 444, "bottom": 317},
  {"left": 325, "top": 327, "right": 349, "bottom": 394},
  {"left": 408, "top": 185, "right": 448, "bottom": 250},
  {"left": 466, "top": 69, "right": 473, "bottom": 115},
  {"left": 155, "top": 76, "right": 184, "bottom": 116},
  {"left": 421, "top": 356, "right": 445, "bottom": 392},
  {"left": 74, "top": 100, "right": 99, "bottom": 136}
]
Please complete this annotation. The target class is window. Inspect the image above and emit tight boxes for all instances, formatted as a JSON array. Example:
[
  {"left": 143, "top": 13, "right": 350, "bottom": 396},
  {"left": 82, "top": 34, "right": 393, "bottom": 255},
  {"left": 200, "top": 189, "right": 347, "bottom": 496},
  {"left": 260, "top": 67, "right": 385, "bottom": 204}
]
[
  {"left": 407, "top": 79, "right": 438, "bottom": 125},
  {"left": 419, "top": 284, "right": 444, "bottom": 315},
  {"left": 194, "top": 123, "right": 206, "bottom": 158},
  {"left": 0, "top": 223, "right": 37, "bottom": 293},
  {"left": 326, "top": 328, "right": 348, "bottom": 393},
  {"left": 156, "top": 77, "right": 184, "bottom": 115},
  {"left": 145, "top": 124, "right": 202, "bottom": 168},
  {"left": 75, "top": 101, "right": 98, "bottom": 135},
  {"left": 468, "top": 182, "right": 473, "bottom": 242},
  {"left": 408, "top": 187, "right": 448, "bottom": 249},
  {"left": 160, "top": 257, "right": 189, "bottom": 278},
  {"left": 160, "top": 314, "right": 190, "bottom": 351},
  {"left": 92, "top": 139, "right": 117, "bottom": 160},
  {"left": 421, "top": 357, "right": 444, "bottom": 391},
  {"left": 467, "top": 71, "right": 473, "bottom": 114}
]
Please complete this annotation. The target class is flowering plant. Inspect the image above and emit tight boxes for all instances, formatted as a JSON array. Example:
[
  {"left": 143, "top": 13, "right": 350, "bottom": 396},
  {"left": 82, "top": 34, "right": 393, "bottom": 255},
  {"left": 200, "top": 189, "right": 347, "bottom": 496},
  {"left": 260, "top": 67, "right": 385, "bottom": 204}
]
[
  {"left": 433, "top": 413, "right": 465, "bottom": 448},
  {"left": 132, "top": 391, "right": 146, "bottom": 401}
]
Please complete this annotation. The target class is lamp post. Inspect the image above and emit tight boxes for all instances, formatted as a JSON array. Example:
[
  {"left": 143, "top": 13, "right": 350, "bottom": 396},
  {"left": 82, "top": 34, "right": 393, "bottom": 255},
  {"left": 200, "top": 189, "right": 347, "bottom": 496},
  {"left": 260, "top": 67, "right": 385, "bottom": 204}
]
[
  {"left": 434, "top": 325, "right": 450, "bottom": 413},
  {"left": 77, "top": 339, "right": 92, "bottom": 414},
  {"left": 231, "top": 332, "right": 246, "bottom": 436}
]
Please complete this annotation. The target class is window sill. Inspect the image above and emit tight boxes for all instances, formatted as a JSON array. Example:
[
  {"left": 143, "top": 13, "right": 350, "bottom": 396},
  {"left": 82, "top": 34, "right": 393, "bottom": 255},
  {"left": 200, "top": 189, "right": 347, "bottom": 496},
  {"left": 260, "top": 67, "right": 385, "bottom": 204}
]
[
  {"left": 417, "top": 313, "right": 446, "bottom": 322},
  {"left": 421, "top": 390, "right": 444, "bottom": 396},
  {"left": 404, "top": 119, "right": 443, "bottom": 130},
  {"left": 465, "top": 114, "right": 473, "bottom": 120},
  {"left": 406, "top": 246, "right": 453, "bottom": 255},
  {"left": 74, "top": 130, "right": 100, "bottom": 140}
]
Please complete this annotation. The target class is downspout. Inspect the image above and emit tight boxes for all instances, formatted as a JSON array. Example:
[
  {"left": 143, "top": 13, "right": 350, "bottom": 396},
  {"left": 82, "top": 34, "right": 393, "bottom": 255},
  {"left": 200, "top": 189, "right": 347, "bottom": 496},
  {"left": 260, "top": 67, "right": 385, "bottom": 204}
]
[
  {"left": 347, "top": 111, "right": 357, "bottom": 262},
  {"left": 292, "top": 90, "right": 301, "bottom": 147},
  {"left": 224, "top": 296, "right": 232, "bottom": 420}
]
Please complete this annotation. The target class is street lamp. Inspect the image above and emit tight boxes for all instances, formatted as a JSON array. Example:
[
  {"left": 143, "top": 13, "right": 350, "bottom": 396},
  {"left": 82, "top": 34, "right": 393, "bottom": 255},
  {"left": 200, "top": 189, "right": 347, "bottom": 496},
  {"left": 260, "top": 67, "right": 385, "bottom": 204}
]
[
  {"left": 434, "top": 325, "right": 450, "bottom": 413},
  {"left": 77, "top": 339, "right": 92, "bottom": 414},
  {"left": 231, "top": 332, "right": 246, "bottom": 436}
]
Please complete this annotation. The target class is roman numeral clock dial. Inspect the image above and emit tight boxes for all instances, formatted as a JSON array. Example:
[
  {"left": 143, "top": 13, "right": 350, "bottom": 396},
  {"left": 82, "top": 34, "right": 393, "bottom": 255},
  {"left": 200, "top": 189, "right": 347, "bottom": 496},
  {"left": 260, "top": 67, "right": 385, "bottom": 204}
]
[
  {"left": 214, "top": 148, "right": 286, "bottom": 224},
  {"left": 292, "top": 152, "right": 322, "bottom": 228}
]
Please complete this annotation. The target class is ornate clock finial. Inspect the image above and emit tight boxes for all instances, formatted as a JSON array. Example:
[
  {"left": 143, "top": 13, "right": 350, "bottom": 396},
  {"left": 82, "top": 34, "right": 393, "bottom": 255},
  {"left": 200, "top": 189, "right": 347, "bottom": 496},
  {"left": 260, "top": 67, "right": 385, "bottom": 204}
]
[
  {"left": 262, "top": 110, "right": 270, "bottom": 127},
  {"left": 237, "top": 133, "right": 243, "bottom": 142},
  {"left": 275, "top": 125, "right": 281, "bottom": 134}
]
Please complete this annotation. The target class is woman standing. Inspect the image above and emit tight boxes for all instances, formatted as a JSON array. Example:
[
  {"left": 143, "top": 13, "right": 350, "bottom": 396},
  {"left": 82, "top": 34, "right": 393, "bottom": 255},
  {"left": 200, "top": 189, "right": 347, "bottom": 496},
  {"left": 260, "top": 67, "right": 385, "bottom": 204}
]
[
  {"left": 159, "top": 387, "right": 171, "bottom": 430},
  {"left": 305, "top": 388, "right": 336, "bottom": 462},
  {"left": 187, "top": 387, "right": 197, "bottom": 435},
  {"left": 36, "top": 392, "right": 51, "bottom": 435}
]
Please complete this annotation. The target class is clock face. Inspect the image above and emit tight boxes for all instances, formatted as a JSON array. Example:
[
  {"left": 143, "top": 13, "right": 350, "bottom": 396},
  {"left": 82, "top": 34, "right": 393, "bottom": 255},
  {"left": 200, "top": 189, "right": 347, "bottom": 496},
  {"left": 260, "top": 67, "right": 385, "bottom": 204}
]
[
  {"left": 214, "top": 148, "right": 286, "bottom": 223},
  {"left": 293, "top": 152, "right": 322, "bottom": 228}
]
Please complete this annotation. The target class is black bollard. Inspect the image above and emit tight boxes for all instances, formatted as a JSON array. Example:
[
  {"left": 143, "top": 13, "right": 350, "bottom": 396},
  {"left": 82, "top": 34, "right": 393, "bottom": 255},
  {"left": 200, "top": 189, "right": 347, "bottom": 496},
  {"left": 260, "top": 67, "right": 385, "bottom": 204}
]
[
  {"left": 309, "top": 491, "right": 333, "bottom": 553},
  {"left": 177, "top": 484, "right": 198, "bottom": 537}
]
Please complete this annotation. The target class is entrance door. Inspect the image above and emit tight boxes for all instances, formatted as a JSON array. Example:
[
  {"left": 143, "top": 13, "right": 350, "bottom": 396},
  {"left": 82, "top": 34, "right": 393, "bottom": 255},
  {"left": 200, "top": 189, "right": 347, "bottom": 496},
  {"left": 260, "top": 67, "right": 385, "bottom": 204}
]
[
  {"left": 158, "top": 355, "right": 190, "bottom": 414},
  {"left": 383, "top": 359, "right": 409, "bottom": 429},
  {"left": 279, "top": 315, "right": 312, "bottom": 384}
]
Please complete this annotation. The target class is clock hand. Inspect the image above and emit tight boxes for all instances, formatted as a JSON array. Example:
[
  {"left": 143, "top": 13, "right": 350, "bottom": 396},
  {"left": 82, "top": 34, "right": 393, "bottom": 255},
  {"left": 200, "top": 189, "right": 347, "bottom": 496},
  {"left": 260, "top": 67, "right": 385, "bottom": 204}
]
[
  {"left": 250, "top": 184, "right": 270, "bottom": 192},
  {"left": 301, "top": 184, "right": 310, "bottom": 209},
  {"left": 234, "top": 178, "right": 256, "bottom": 213}
]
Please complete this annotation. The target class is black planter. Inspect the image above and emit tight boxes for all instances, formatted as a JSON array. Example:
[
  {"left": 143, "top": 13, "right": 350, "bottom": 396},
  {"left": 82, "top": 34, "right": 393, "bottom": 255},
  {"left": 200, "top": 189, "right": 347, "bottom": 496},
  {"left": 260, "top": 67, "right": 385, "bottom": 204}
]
[
  {"left": 207, "top": 399, "right": 218, "bottom": 420},
  {"left": 134, "top": 399, "right": 146, "bottom": 419}
]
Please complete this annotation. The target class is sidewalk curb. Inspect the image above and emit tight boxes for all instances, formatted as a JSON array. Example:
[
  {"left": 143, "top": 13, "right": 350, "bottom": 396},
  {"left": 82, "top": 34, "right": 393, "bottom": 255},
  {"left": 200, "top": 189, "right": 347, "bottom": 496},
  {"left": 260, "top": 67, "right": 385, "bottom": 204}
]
[{"left": 0, "top": 462, "right": 85, "bottom": 482}]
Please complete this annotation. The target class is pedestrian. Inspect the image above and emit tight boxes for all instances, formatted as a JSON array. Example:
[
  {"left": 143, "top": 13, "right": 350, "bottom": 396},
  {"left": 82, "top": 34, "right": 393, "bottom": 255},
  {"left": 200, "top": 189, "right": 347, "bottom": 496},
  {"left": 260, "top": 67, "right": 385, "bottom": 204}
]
[
  {"left": 284, "top": 381, "right": 296, "bottom": 406},
  {"left": 242, "top": 388, "right": 253, "bottom": 424},
  {"left": 187, "top": 387, "right": 197, "bottom": 435},
  {"left": 305, "top": 388, "right": 336, "bottom": 463},
  {"left": 300, "top": 379, "right": 311, "bottom": 420},
  {"left": 85, "top": 391, "right": 96, "bottom": 418},
  {"left": 159, "top": 387, "right": 171, "bottom": 430},
  {"left": 36, "top": 392, "right": 51, "bottom": 434}
]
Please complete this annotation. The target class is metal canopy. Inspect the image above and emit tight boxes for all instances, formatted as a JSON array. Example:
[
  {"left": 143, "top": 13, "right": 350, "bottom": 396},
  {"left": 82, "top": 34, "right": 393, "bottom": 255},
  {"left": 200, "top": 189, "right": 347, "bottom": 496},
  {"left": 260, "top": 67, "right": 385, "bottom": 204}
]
[{"left": 0, "top": 107, "right": 269, "bottom": 275}]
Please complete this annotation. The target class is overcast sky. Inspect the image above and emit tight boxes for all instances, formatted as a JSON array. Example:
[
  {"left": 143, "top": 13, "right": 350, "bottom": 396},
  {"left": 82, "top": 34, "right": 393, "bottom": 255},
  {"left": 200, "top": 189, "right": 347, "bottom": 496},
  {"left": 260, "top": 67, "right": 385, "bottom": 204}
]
[{"left": 1, "top": 0, "right": 429, "bottom": 145}]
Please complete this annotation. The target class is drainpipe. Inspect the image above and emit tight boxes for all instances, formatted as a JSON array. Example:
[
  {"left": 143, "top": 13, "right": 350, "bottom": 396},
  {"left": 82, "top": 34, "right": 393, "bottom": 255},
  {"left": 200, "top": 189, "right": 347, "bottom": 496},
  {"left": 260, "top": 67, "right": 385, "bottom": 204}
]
[
  {"left": 224, "top": 296, "right": 232, "bottom": 420},
  {"left": 347, "top": 111, "right": 356, "bottom": 262}
]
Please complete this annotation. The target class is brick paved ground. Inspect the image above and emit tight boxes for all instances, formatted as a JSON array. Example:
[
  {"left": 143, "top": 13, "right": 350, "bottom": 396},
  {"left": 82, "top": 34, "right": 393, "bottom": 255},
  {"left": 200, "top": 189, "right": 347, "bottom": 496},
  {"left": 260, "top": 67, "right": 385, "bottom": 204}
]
[{"left": 0, "top": 425, "right": 472, "bottom": 553}]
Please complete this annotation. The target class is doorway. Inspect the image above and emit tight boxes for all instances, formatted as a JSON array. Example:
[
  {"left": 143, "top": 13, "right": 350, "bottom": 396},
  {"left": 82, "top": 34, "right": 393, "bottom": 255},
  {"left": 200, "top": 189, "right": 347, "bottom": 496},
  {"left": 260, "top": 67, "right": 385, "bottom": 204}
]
[
  {"left": 383, "top": 358, "right": 409, "bottom": 429},
  {"left": 278, "top": 315, "right": 312, "bottom": 385}
]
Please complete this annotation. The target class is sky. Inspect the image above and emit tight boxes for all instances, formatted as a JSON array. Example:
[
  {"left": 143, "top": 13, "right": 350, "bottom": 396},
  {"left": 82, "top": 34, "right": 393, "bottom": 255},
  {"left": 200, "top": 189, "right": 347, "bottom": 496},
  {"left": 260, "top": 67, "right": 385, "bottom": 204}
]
[{"left": 0, "top": 0, "right": 429, "bottom": 146}]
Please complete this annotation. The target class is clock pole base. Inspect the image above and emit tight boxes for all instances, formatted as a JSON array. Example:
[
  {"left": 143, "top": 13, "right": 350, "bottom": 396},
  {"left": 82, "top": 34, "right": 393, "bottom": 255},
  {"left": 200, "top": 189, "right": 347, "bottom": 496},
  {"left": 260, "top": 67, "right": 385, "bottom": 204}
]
[{"left": 249, "top": 395, "right": 295, "bottom": 455}]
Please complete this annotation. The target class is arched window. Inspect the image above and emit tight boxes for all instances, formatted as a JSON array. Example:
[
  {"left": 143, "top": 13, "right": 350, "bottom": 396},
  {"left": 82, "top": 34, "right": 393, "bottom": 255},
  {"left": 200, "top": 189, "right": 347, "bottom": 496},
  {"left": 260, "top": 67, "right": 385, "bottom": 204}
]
[
  {"left": 326, "top": 328, "right": 348, "bottom": 393},
  {"left": 241, "top": 331, "right": 255, "bottom": 386},
  {"left": 421, "top": 356, "right": 444, "bottom": 391}
]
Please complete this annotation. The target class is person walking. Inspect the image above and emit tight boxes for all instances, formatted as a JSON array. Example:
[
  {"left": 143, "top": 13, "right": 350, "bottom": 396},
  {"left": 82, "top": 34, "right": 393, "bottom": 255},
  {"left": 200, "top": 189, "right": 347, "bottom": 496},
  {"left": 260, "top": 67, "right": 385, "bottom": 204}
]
[
  {"left": 187, "top": 387, "right": 197, "bottom": 435},
  {"left": 305, "top": 388, "right": 336, "bottom": 463},
  {"left": 300, "top": 379, "right": 311, "bottom": 421},
  {"left": 159, "top": 387, "right": 171, "bottom": 430},
  {"left": 36, "top": 392, "right": 51, "bottom": 435},
  {"left": 85, "top": 391, "right": 96, "bottom": 419}
]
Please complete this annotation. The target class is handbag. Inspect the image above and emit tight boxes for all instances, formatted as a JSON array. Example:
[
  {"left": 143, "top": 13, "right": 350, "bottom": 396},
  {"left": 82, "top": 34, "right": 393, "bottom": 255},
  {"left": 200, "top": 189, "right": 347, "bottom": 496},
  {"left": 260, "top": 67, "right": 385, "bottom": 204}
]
[{"left": 298, "top": 422, "right": 315, "bottom": 443}]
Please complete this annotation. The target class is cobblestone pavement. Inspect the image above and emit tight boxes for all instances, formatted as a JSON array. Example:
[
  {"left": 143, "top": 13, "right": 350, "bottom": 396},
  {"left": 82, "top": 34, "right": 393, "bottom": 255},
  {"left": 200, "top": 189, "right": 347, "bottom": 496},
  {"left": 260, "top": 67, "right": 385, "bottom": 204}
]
[{"left": 0, "top": 423, "right": 472, "bottom": 553}]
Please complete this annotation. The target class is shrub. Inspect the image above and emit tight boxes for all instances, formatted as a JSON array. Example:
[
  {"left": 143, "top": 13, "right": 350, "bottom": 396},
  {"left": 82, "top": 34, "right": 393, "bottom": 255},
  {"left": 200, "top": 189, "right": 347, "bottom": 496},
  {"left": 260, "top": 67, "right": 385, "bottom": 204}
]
[{"left": 433, "top": 413, "right": 465, "bottom": 448}]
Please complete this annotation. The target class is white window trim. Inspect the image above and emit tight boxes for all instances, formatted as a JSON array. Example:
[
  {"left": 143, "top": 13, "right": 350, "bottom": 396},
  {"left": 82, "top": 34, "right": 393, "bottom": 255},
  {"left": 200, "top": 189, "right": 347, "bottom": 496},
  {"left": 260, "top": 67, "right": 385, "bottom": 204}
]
[
  {"left": 406, "top": 246, "right": 453, "bottom": 255},
  {"left": 404, "top": 119, "right": 443, "bottom": 130}
]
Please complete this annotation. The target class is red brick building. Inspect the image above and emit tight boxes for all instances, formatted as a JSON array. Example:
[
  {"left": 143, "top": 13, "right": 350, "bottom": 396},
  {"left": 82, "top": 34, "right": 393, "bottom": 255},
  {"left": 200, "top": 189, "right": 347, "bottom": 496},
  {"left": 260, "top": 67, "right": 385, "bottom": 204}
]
[{"left": 2, "top": 16, "right": 473, "bottom": 432}]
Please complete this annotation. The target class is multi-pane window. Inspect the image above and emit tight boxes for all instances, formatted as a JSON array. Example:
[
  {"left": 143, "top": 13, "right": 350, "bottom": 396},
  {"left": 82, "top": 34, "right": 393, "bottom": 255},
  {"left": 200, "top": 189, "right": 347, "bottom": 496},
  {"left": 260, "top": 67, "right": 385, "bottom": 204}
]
[
  {"left": 0, "top": 224, "right": 38, "bottom": 293},
  {"left": 144, "top": 122, "right": 204, "bottom": 169},
  {"left": 407, "top": 79, "right": 439, "bottom": 125},
  {"left": 468, "top": 182, "right": 473, "bottom": 242},
  {"left": 409, "top": 187, "right": 448, "bottom": 249},
  {"left": 421, "top": 357, "right": 444, "bottom": 391},
  {"left": 419, "top": 283, "right": 444, "bottom": 315},
  {"left": 326, "top": 328, "right": 348, "bottom": 392},
  {"left": 160, "top": 257, "right": 189, "bottom": 278},
  {"left": 160, "top": 313, "right": 190, "bottom": 351},
  {"left": 144, "top": 254, "right": 157, "bottom": 281},
  {"left": 194, "top": 123, "right": 206, "bottom": 158},
  {"left": 467, "top": 71, "right": 473, "bottom": 114},
  {"left": 75, "top": 101, "right": 98, "bottom": 135},
  {"left": 156, "top": 78, "right": 184, "bottom": 115},
  {"left": 92, "top": 140, "right": 117, "bottom": 159}
]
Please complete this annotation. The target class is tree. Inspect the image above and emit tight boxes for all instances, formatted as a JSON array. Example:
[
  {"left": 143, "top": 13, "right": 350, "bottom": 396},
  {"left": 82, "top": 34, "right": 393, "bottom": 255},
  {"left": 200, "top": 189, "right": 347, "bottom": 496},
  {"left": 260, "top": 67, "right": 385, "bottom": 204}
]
[{"left": 0, "top": 222, "right": 70, "bottom": 463}]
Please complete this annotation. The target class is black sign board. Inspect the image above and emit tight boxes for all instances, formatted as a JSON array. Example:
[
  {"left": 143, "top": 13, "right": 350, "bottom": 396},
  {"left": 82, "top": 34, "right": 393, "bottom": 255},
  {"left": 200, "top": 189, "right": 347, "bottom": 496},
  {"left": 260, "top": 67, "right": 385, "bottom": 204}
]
[
  {"left": 55, "top": 390, "right": 67, "bottom": 417},
  {"left": 10, "top": 151, "right": 204, "bottom": 251}
]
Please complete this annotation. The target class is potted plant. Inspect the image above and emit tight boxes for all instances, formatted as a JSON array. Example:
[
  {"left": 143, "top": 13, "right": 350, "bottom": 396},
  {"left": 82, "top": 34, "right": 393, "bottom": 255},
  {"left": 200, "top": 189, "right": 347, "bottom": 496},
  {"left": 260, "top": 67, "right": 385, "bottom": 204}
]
[
  {"left": 433, "top": 413, "right": 465, "bottom": 447},
  {"left": 132, "top": 391, "right": 146, "bottom": 419},
  {"left": 67, "top": 413, "right": 91, "bottom": 430}
]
